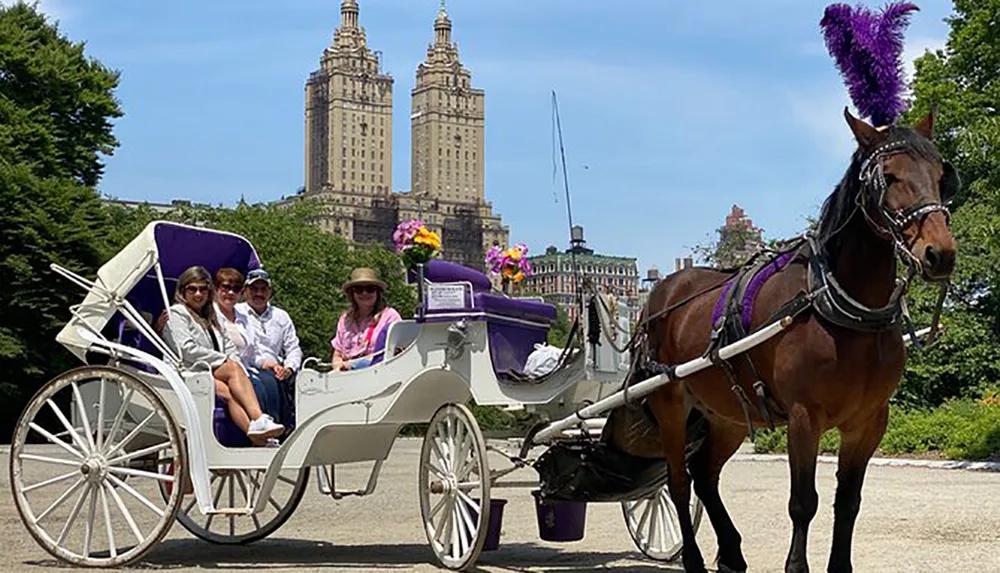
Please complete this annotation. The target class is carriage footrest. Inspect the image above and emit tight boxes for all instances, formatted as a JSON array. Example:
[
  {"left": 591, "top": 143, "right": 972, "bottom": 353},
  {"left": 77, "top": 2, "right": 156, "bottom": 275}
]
[
  {"left": 205, "top": 507, "right": 253, "bottom": 516},
  {"left": 532, "top": 440, "right": 669, "bottom": 503}
]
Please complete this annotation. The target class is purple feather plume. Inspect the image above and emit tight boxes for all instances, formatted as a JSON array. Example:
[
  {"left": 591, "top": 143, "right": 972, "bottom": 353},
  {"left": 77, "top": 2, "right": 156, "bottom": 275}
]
[{"left": 820, "top": 2, "right": 919, "bottom": 126}]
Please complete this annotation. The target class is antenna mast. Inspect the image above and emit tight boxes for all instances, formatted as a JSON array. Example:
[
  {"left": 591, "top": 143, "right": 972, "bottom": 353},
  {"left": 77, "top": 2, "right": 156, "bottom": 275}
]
[{"left": 551, "top": 90, "right": 583, "bottom": 321}]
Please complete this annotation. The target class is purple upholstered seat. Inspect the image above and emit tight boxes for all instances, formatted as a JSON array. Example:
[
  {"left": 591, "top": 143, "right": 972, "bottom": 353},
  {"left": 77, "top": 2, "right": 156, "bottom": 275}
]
[
  {"left": 421, "top": 260, "right": 493, "bottom": 291},
  {"left": 473, "top": 292, "right": 558, "bottom": 324}
]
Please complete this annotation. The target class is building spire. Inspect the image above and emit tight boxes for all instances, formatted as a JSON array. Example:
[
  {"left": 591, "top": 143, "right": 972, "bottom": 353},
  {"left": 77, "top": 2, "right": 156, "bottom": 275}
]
[
  {"left": 341, "top": 0, "right": 359, "bottom": 29},
  {"left": 434, "top": 0, "right": 452, "bottom": 46}
]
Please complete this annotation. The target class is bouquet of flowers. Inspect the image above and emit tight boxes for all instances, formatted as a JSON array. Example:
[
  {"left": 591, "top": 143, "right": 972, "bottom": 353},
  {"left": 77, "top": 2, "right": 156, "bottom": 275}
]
[
  {"left": 393, "top": 220, "right": 442, "bottom": 269},
  {"left": 486, "top": 243, "right": 532, "bottom": 290}
]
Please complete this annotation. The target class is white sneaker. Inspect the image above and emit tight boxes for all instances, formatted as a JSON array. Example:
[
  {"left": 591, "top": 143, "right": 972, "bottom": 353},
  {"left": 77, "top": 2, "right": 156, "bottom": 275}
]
[{"left": 247, "top": 415, "right": 284, "bottom": 440}]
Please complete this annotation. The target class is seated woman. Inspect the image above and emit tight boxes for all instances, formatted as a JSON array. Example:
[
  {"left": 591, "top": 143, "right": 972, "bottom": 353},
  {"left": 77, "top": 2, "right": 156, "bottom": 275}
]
[
  {"left": 212, "top": 267, "right": 281, "bottom": 422},
  {"left": 330, "top": 267, "right": 401, "bottom": 370},
  {"left": 161, "top": 266, "right": 284, "bottom": 444}
]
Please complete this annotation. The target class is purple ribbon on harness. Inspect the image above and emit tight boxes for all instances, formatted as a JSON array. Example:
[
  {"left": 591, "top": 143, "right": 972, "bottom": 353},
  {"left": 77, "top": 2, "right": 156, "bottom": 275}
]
[{"left": 711, "top": 250, "right": 798, "bottom": 331}]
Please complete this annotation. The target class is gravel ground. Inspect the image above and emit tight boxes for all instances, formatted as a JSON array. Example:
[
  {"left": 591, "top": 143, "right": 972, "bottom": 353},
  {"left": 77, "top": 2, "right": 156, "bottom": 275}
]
[{"left": 3, "top": 438, "right": 999, "bottom": 573}]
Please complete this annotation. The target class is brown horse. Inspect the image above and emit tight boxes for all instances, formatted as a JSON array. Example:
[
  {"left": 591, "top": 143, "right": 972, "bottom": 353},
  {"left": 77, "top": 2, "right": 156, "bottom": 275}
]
[{"left": 636, "top": 109, "right": 957, "bottom": 573}]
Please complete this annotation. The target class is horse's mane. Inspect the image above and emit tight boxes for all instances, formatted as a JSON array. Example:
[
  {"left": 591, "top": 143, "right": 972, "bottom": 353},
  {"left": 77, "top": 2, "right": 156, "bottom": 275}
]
[{"left": 816, "top": 126, "right": 942, "bottom": 263}]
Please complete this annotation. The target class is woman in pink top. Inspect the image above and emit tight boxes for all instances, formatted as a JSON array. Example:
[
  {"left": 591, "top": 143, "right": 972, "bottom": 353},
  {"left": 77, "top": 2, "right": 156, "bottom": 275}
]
[{"left": 331, "top": 267, "right": 402, "bottom": 370}]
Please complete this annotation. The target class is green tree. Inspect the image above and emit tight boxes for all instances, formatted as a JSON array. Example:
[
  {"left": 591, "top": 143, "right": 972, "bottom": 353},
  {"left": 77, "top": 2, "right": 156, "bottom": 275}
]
[
  {"left": 0, "top": 2, "right": 122, "bottom": 186},
  {"left": 0, "top": 2, "right": 122, "bottom": 440},
  {"left": 897, "top": 0, "right": 1000, "bottom": 406},
  {"left": 691, "top": 224, "right": 766, "bottom": 268}
]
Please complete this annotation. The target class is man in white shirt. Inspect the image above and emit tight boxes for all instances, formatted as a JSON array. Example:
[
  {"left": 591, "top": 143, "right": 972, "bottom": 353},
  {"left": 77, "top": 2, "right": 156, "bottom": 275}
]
[{"left": 238, "top": 268, "right": 303, "bottom": 431}]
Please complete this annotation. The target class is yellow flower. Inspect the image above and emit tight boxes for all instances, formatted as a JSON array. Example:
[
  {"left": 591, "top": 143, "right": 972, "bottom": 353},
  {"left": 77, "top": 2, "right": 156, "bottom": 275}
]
[
  {"left": 413, "top": 227, "right": 441, "bottom": 250},
  {"left": 513, "top": 271, "right": 525, "bottom": 282},
  {"left": 505, "top": 248, "right": 521, "bottom": 261}
]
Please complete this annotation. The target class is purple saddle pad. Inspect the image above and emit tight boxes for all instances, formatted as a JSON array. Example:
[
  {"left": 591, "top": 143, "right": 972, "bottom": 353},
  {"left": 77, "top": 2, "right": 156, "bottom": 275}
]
[{"left": 711, "top": 250, "right": 798, "bottom": 331}]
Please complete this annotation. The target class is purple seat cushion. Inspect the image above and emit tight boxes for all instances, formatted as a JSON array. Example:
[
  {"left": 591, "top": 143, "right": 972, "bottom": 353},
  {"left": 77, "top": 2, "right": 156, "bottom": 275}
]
[
  {"left": 214, "top": 398, "right": 251, "bottom": 447},
  {"left": 473, "top": 293, "right": 557, "bottom": 324},
  {"left": 423, "top": 260, "right": 493, "bottom": 291}
]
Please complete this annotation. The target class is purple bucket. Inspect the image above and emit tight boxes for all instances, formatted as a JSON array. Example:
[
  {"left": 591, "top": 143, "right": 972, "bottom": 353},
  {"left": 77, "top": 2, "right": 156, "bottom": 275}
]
[
  {"left": 532, "top": 490, "right": 586, "bottom": 542},
  {"left": 471, "top": 498, "right": 507, "bottom": 551}
]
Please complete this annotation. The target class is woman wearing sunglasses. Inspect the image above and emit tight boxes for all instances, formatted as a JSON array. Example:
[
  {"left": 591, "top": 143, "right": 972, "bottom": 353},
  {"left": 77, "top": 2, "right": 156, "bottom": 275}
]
[
  {"left": 162, "top": 266, "right": 284, "bottom": 444},
  {"left": 330, "top": 267, "right": 401, "bottom": 371}
]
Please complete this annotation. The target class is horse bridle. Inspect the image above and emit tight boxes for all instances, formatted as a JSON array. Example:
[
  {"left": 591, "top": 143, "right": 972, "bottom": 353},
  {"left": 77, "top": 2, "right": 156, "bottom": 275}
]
[
  {"left": 855, "top": 138, "right": 960, "bottom": 346},
  {"left": 856, "top": 139, "right": 957, "bottom": 272}
]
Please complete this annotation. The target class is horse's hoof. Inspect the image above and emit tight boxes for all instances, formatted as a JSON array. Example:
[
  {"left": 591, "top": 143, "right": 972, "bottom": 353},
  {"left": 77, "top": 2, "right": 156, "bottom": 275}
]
[{"left": 717, "top": 565, "right": 747, "bottom": 573}]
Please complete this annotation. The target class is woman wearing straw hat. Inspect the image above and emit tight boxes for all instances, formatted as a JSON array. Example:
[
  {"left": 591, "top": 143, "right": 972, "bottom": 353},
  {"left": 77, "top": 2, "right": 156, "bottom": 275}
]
[{"left": 330, "top": 267, "right": 401, "bottom": 370}]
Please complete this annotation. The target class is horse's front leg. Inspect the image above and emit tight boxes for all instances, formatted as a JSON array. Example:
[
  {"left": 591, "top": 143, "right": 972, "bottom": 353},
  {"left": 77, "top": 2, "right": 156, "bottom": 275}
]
[
  {"left": 648, "top": 385, "right": 706, "bottom": 573},
  {"left": 785, "top": 402, "right": 821, "bottom": 573},
  {"left": 827, "top": 405, "right": 888, "bottom": 573}
]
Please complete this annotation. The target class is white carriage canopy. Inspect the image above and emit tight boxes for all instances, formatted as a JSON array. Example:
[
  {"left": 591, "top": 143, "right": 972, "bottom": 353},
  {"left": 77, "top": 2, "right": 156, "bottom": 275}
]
[{"left": 57, "top": 221, "right": 261, "bottom": 362}]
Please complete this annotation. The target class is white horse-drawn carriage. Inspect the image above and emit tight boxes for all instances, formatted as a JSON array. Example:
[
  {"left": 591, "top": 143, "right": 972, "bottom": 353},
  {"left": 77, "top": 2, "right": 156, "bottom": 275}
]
[{"left": 10, "top": 221, "right": 816, "bottom": 569}]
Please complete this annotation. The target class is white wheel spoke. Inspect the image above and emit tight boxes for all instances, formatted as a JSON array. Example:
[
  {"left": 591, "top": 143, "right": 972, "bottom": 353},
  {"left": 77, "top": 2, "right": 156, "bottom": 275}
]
[
  {"left": 456, "top": 480, "right": 480, "bottom": 491},
  {"left": 83, "top": 483, "right": 98, "bottom": 557},
  {"left": 47, "top": 399, "right": 90, "bottom": 455},
  {"left": 96, "top": 378, "right": 106, "bottom": 451},
  {"left": 106, "top": 411, "right": 156, "bottom": 459},
  {"left": 99, "top": 484, "right": 117, "bottom": 558},
  {"left": 71, "top": 382, "right": 98, "bottom": 453},
  {"left": 105, "top": 482, "right": 144, "bottom": 544},
  {"left": 28, "top": 422, "right": 84, "bottom": 460},
  {"left": 20, "top": 453, "right": 81, "bottom": 468},
  {"left": 430, "top": 435, "right": 451, "bottom": 473},
  {"left": 102, "top": 387, "right": 134, "bottom": 455},
  {"left": 107, "top": 441, "right": 171, "bottom": 467},
  {"left": 23, "top": 470, "right": 80, "bottom": 494},
  {"left": 106, "top": 474, "right": 164, "bottom": 517},
  {"left": 429, "top": 494, "right": 447, "bottom": 521},
  {"left": 56, "top": 483, "right": 89, "bottom": 546},
  {"left": 108, "top": 465, "right": 175, "bottom": 482},
  {"left": 453, "top": 503, "right": 468, "bottom": 557},
  {"left": 35, "top": 477, "right": 86, "bottom": 523}
]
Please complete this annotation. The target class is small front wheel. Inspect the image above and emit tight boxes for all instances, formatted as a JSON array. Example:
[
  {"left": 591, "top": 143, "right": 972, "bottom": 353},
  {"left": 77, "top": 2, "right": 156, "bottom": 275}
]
[{"left": 418, "top": 403, "right": 491, "bottom": 571}]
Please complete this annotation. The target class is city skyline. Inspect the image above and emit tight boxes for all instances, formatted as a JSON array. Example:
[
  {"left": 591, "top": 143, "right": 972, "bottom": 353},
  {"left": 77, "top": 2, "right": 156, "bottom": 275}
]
[{"left": 23, "top": 0, "right": 954, "bottom": 276}]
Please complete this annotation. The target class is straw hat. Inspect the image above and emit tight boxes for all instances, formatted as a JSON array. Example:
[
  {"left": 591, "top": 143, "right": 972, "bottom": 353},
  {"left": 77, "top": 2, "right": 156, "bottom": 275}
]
[{"left": 341, "top": 267, "right": 387, "bottom": 293}]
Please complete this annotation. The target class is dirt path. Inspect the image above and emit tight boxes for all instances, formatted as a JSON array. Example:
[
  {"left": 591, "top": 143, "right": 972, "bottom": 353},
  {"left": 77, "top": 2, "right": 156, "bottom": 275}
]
[{"left": 3, "top": 439, "right": 998, "bottom": 572}]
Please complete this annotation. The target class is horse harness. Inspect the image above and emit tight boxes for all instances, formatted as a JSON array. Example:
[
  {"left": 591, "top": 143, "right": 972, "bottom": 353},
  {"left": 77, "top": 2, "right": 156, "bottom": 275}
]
[{"left": 633, "top": 139, "right": 955, "bottom": 439}]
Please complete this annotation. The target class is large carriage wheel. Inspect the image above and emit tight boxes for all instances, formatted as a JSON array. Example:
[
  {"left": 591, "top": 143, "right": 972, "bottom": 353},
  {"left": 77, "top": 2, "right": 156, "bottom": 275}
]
[
  {"left": 418, "top": 403, "right": 491, "bottom": 571},
  {"left": 9, "top": 366, "right": 186, "bottom": 567},
  {"left": 160, "top": 466, "right": 309, "bottom": 545},
  {"left": 622, "top": 484, "right": 704, "bottom": 562}
]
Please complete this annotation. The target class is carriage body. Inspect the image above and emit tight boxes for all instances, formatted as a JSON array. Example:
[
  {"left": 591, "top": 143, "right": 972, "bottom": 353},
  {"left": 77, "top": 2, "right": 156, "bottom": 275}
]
[{"left": 15, "top": 220, "right": 679, "bottom": 570}]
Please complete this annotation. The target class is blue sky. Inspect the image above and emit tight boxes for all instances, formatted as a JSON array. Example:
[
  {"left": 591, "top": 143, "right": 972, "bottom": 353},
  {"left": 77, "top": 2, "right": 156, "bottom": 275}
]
[{"left": 19, "top": 0, "right": 953, "bottom": 274}]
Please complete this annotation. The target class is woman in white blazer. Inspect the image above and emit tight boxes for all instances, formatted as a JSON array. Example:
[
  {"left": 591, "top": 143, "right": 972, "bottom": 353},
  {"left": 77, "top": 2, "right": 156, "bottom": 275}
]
[{"left": 162, "top": 266, "right": 284, "bottom": 443}]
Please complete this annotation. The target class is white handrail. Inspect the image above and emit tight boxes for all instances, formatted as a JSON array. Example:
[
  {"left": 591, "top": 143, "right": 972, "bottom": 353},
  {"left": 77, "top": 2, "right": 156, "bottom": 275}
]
[{"left": 534, "top": 316, "right": 795, "bottom": 443}]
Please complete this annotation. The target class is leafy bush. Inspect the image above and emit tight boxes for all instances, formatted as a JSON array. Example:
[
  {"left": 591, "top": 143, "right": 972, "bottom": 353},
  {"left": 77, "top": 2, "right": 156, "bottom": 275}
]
[
  {"left": 753, "top": 399, "right": 1000, "bottom": 461},
  {"left": 752, "top": 426, "right": 840, "bottom": 456}
]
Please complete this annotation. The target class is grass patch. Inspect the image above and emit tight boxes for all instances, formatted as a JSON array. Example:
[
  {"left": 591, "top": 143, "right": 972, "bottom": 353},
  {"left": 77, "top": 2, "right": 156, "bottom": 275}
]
[{"left": 752, "top": 399, "right": 1000, "bottom": 461}]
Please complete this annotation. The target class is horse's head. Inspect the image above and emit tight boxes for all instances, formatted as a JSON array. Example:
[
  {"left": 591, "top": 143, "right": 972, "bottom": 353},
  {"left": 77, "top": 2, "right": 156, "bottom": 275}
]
[{"left": 844, "top": 107, "right": 958, "bottom": 281}]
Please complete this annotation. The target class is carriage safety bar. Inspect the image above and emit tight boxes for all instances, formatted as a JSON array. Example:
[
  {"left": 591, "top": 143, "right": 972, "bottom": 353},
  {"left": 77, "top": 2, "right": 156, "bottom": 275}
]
[{"left": 532, "top": 315, "right": 795, "bottom": 444}]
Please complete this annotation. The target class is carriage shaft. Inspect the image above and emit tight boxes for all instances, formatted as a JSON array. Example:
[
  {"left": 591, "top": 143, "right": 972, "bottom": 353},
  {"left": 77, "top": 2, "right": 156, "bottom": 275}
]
[{"left": 533, "top": 316, "right": 794, "bottom": 443}]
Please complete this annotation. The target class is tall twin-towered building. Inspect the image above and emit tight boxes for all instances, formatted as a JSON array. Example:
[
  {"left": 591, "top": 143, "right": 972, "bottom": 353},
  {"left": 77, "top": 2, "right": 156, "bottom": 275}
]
[{"left": 298, "top": 0, "right": 508, "bottom": 269}]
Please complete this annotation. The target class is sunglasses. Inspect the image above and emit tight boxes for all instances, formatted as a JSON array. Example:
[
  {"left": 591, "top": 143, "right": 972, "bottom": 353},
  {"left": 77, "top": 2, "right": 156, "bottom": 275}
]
[
  {"left": 185, "top": 285, "right": 210, "bottom": 294},
  {"left": 352, "top": 285, "right": 379, "bottom": 294},
  {"left": 218, "top": 283, "right": 244, "bottom": 293}
]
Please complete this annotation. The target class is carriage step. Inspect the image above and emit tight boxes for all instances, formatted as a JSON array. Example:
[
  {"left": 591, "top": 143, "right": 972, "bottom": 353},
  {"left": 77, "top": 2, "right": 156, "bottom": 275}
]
[{"left": 205, "top": 507, "right": 253, "bottom": 516}]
